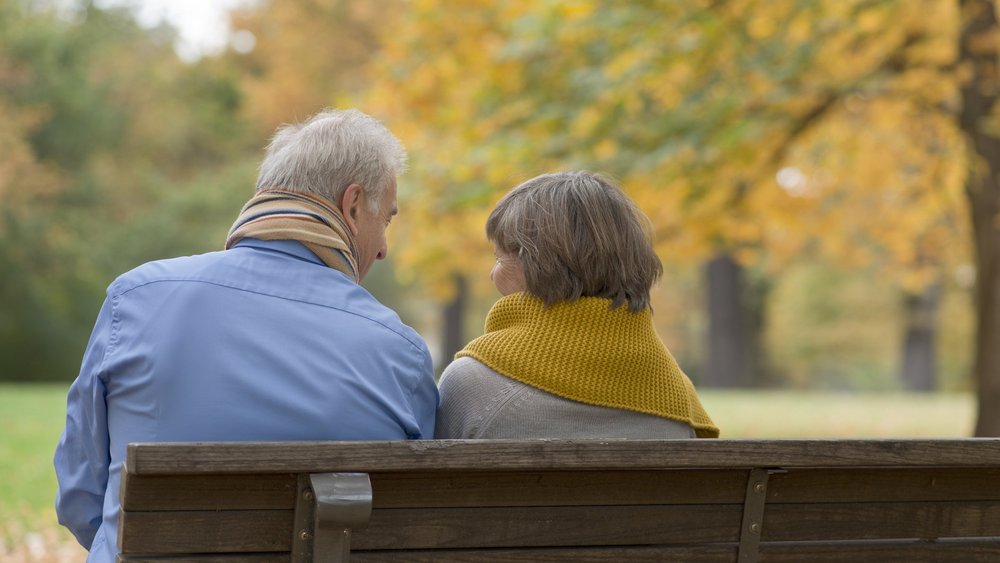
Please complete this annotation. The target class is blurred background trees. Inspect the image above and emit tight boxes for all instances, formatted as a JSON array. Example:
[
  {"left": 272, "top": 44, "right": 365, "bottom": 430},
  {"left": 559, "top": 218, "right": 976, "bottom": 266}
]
[
  {"left": 0, "top": 1, "right": 253, "bottom": 380},
  {"left": 4, "top": 0, "right": 1000, "bottom": 433}
]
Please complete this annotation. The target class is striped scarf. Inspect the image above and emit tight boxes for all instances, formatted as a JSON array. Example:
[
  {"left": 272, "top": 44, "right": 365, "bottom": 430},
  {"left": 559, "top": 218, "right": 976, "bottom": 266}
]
[{"left": 225, "top": 190, "right": 359, "bottom": 282}]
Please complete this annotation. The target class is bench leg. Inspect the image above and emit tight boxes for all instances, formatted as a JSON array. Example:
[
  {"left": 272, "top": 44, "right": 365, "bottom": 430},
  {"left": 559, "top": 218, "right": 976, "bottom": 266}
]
[{"left": 738, "top": 468, "right": 776, "bottom": 563}]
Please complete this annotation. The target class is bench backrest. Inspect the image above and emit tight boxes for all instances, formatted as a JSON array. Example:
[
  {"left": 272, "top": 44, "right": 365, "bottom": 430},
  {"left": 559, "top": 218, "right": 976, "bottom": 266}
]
[{"left": 118, "top": 439, "right": 1000, "bottom": 562}]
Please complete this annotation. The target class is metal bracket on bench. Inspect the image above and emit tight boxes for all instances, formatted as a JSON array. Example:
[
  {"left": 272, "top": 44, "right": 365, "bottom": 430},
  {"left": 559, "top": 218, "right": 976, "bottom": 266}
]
[
  {"left": 291, "top": 472, "right": 373, "bottom": 563},
  {"left": 737, "top": 468, "right": 782, "bottom": 563}
]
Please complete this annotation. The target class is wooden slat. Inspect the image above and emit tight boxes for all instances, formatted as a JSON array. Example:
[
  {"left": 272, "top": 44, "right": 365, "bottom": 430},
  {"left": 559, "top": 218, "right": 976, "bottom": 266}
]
[
  {"left": 348, "top": 540, "right": 1000, "bottom": 563},
  {"left": 767, "top": 468, "right": 1000, "bottom": 504},
  {"left": 125, "top": 439, "right": 1000, "bottom": 475},
  {"left": 115, "top": 540, "right": 1000, "bottom": 563},
  {"left": 758, "top": 539, "right": 1000, "bottom": 562},
  {"left": 119, "top": 555, "right": 286, "bottom": 562},
  {"left": 762, "top": 501, "right": 1000, "bottom": 541},
  {"left": 121, "top": 472, "right": 297, "bottom": 511},
  {"left": 350, "top": 545, "right": 738, "bottom": 562},
  {"left": 369, "top": 469, "right": 747, "bottom": 508},
  {"left": 117, "top": 467, "right": 1000, "bottom": 512},
  {"left": 119, "top": 505, "right": 742, "bottom": 553},
  {"left": 118, "top": 509, "right": 293, "bottom": 554},
  {"left": 351, "top": 505, "right": 742, "bottom": 550}
]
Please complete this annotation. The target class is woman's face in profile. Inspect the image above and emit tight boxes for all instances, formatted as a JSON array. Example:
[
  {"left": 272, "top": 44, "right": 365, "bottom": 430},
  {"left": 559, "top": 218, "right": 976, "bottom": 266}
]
[{"left": 491, "top": 249, "right": 527, "bottom": 296}]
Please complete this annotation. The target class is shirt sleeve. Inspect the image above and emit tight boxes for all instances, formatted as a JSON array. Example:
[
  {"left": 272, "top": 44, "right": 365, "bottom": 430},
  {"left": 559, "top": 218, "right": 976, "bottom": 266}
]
[{"left": 54, "top": 295, "right": 114, "bottom": 549}]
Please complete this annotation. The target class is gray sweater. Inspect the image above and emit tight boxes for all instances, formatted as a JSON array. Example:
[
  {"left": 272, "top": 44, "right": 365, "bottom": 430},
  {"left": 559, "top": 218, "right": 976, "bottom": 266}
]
[{"left": 435, "top": 357, "right": 696, "bottom": 439}]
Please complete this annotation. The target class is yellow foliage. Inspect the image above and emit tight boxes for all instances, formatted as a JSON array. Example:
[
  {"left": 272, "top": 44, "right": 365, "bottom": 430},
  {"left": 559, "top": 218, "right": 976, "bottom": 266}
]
[
  {"left": 345, "top": 0, "right": 976, "bottom": 298},
  {"left": 230, "top": 0, "right": 405, "bottom": 133}
]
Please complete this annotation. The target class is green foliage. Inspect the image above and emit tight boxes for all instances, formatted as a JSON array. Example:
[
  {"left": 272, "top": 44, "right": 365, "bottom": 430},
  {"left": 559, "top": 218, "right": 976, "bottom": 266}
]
[
  {"left": 765, "top": 262, "right": 973, "bottom": 391},
  {"left": 1, "top": 3, "right": 132, "bottom": 169},
  {"left": 0, "top": 1, "right": 254, "bottom": 381},
  {"left": 767, "top": 263, "right": 900, "bottom": 389},
  {"left": 92, "top": 158, "right": 259, "bottom": 273}
]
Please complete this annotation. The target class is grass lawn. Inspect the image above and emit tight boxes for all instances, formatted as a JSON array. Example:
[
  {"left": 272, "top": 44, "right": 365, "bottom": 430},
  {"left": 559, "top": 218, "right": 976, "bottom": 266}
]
[
  {"left": 0, "top": 383, "right": 81, "bottom": 561},
  {"left": 0, "top": 383, "right": 978, "bottom": 560},
  {"left": 699, "top": 389, "right": 976, "bottom": 438}
]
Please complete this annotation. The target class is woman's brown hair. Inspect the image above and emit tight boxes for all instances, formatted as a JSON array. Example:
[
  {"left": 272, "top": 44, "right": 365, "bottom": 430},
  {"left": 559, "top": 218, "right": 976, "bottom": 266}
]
[{"left": 486, "top": 171, "right": 662, "bottom": 312}]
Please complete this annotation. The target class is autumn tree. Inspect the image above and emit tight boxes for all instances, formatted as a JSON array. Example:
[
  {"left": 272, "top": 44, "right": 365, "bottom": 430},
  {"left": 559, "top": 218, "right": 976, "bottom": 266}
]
[
  {"left": 367, "top": 0, "right": 968, "bottom": 383},
  {"left": 228, "top": 0, "right": 405, "bottom": 134},
  {"left": 959, "top": 0, "right": 1000, "bottom": 436}
]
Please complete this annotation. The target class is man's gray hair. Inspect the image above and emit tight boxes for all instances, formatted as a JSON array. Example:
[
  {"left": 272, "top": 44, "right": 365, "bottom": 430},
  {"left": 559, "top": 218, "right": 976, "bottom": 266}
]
[
  {"left": 256, "top": 108, "right": 407, "bottom": 212},
  {"left": 486, "top": 171, "right": 663, "bottom": 312}
]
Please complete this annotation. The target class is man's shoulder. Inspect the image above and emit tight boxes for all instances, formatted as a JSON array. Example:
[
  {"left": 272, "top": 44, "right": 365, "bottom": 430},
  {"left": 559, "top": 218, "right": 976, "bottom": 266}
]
[
  {"left": 105, "top": 247, "right": 429, "bottom": 356},
  {"left": 333, "top": 286, "right": 430, "bottom": 356},
  {"left": 107, "top": 250, "right": 227, "bottom": 296}
]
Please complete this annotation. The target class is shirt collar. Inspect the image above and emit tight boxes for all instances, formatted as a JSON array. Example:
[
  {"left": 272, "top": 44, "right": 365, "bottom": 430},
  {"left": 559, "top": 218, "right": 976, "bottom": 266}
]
[{"left": 232, "top": 238, "right": 325, "bottom": 265}]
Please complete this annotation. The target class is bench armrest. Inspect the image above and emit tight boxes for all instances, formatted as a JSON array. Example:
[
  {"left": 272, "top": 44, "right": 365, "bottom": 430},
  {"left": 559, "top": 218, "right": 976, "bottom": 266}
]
[{"left": 292, "top": 472, "right": 372, "bottom": 563}]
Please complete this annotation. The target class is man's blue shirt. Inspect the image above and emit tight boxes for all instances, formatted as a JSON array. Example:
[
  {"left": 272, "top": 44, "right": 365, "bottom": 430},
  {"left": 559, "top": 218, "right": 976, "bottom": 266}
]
[{"left": 54, "top": 238, "right": 438, "bottom": 561}]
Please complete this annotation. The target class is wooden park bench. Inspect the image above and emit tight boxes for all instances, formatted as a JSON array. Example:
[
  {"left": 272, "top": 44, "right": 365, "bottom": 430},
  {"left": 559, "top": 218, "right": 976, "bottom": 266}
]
[{"left": 117, "top": 439, "right": 1000, "bottom": 562}]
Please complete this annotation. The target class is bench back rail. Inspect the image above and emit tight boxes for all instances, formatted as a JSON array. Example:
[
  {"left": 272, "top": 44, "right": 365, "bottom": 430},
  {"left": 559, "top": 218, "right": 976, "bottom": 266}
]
[{"left": 116, "top": 439, "right": 1000, "bottom": 562}]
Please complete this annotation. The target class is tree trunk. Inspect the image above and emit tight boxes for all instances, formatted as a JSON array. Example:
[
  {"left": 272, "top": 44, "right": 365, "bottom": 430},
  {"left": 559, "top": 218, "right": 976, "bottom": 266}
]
[
  {"left": 960, "top": 0, "right": 1000, "bottom": 436},
  {"left": 704, "top": 253, "right": 755, "bottom": 388},
  {"left": 899, "top": 285, "right": 941, "bottom": 392},
  {"left": 439, "top": 274, "right": 468, "bottom": 375}
]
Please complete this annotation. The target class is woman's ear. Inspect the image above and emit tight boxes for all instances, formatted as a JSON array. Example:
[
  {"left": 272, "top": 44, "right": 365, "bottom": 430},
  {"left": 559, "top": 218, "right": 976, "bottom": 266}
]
[{"left": 339, "top": 183, "right": 364, "bottom": 236}]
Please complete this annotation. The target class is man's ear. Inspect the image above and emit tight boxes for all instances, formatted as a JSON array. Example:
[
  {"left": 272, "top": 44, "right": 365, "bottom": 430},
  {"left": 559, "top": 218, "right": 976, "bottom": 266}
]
[{"left": 339, "top": 183, "right": 364, "bottom": 236}]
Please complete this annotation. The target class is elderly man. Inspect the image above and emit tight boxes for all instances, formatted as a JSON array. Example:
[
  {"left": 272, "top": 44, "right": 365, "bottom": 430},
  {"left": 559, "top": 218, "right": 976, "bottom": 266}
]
[{"left": 54, "top": 109, "right": 437, "bottom": 562}]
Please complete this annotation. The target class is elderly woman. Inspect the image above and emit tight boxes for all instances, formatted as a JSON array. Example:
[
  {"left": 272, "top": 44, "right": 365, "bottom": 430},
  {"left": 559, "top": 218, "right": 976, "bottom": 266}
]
[{"left": 435, "top": 171, "right": 719, "bottom": 439}]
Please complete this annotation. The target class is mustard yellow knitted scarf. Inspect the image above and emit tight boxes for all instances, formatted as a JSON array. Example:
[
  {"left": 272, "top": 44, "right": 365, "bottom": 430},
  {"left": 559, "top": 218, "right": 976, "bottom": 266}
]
[
  {"left": 225, "top": 190, "right": 359, "bottom": 282},
  {"left": 458, "top": 293, "right": 719, "bottom": 438}
]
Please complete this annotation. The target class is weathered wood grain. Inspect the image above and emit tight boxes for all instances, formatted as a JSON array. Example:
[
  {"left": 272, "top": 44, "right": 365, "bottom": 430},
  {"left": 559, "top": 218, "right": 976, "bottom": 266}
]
[
  {"left": 117, "top": 466, "right": 1000, "bottom": 512},
  {"left": 118, "top": 509, "right": 293, "bottom": 554},
  {"left": 125, "top": 439, "right": 1000, "bottom": 475},
  {"left": 766, "top": 467, "right": 1000, "bottom": 503},
  {"left": 120, "top": 471, "right": 297, "bottom": 511},
  {"left": 113, "top": 540, "right": 1000, "bottom": 563},
  {"left": 118, "top": 504, "right": 741, "bottom": 553},
  {"left": 348, "top": 540, "right": 1000, "bottom": 563},
  {"left": 351, "top": 504, "right": 742, "bottom": 549},
  {"left": 762, "top": 501, "right": 1000, "bottom": 541},
  {"left": 118, "top": 555, "right": 286, "bottom": 562},
  {"left": 350, "top": 545, "right": 738, "bottom": 562},
  {"left": 369, "top": 469, "right": 747, "bottom": 507},
  {"left": 116, "top": 439, "right": 1000, "bottom": 560},
  {"left": 756, "top": 539, "right": 1000, "bottom": 562}
]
